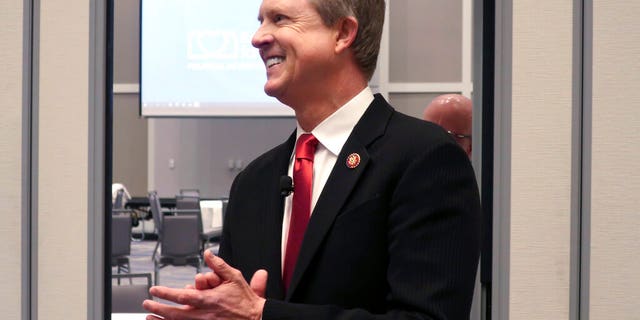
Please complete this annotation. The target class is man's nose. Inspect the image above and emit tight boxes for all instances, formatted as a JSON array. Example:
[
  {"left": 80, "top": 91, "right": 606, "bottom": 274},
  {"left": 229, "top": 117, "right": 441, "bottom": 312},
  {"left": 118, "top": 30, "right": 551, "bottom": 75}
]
[{"left": 251, "top": 24, "right": 273, "bottom": 49}]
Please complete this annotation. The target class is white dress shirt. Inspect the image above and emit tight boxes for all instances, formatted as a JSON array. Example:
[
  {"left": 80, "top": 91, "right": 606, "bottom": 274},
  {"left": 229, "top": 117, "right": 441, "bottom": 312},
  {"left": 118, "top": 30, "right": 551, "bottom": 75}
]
[{"left": 280, "top": 87, "right": 374, "bottom": 271}]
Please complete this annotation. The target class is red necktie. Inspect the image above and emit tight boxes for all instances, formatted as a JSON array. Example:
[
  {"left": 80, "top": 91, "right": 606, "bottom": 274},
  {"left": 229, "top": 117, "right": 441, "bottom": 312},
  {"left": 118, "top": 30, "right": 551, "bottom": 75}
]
[{"left": 283, "top": 134, "right": 318, "bottom": 291}]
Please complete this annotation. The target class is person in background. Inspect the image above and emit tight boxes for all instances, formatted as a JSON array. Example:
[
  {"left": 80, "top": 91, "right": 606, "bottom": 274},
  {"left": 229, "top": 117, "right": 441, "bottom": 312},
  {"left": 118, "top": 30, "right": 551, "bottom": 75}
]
[
  {"left": 142, "top": 0, "right": 481, "bottom": 319},
  {"left": 423, "top": 94, "right": 473, "bottom": 158}
]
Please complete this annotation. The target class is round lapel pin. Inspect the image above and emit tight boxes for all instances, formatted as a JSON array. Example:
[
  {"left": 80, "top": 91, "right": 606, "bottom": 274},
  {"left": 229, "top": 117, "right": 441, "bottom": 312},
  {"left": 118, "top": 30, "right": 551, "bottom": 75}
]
[{"left": 346, "top": 153, "right": 361, "bottom": 169}]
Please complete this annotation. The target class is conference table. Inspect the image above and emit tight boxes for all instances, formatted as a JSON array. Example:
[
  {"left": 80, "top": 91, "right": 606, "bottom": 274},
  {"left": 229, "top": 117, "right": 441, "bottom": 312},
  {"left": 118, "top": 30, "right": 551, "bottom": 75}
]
[
  {"left": 122, "top": 196, "right": 180, "bottom": 227},
  {"left": 119, "top": 196, "right": 226, "bottom": 239},
  {"left": 124, "top": 196, "right": 229, "bottom": 212},
  {"left": 111, "top": 313, "right": 149, "bottom": 320},
  {"left": 115, "top": 196, "right": 172, "bottom": 240},
  {"left": 125, "top": 196, "right": 177, "bottom": 210}
]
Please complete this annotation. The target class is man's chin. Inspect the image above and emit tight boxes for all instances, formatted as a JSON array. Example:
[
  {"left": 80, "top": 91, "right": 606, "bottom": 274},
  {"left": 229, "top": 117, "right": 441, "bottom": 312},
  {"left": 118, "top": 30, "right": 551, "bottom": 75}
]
[
  {"left": 263, "top": 88, "right": 276, "bottom": 97},
  {"left": 263, "top": 84, "right": 283, "bottom": 100},
  {"left": 264, "top": 89, "right": 293, "bottom": 108}
]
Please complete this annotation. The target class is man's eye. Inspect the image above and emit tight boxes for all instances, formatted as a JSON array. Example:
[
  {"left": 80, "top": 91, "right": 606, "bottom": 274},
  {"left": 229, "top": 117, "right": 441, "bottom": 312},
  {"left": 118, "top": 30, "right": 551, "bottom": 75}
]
[{"left": 274, "top": 15, "right": 286, "bottom": 22}]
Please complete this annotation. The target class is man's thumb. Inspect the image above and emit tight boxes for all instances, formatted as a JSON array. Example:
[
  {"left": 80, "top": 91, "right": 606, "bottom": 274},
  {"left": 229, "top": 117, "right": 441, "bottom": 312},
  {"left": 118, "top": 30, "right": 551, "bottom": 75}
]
[{"left": 250, "top": 269, "right": 268, "bottom": 298}]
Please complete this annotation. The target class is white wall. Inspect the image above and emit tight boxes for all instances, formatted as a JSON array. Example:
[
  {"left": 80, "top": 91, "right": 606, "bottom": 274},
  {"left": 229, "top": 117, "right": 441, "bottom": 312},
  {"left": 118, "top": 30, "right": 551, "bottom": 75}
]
[
  {"left": 502, "top": 1, "right": 640, "bottom": 319},
  {"left": 0, "top": 1, "right": 24, "bottom": 318},
  {"left": 36, "top": 1, "right": 91, "bottom": 318},
  {"left": 509, "top": 2, "right": 574, "bottom": 319},
  {"left": 590, "top": 1, "right": 640, "bottom": 318}
]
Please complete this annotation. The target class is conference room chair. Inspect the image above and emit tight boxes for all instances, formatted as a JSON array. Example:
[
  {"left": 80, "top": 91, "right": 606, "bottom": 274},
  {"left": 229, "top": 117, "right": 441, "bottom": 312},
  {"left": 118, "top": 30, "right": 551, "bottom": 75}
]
[
  {"left": 153, "top": 213, "right": 202, "bottom": 285},
  {"left": 222, "top": 198, "right": 228, "bottom": 223},
  {"left": 175, "top": 195, "right": 222, "bottom": 257},
  {"left": 148, "top": 190, "right": 166, "bottom": 261},
  {"left": 111, "top": 212, "right": 132, "bottom": 276},
  {"left": 113, "top": 188, "right": 125, "bottom": 210},
  {"left": 179, "top": 188, "right": 200, "bottom": 198},
  {"left": 111, "top": 273, "right": 152, "bottom": 313},
  {"left": 113, "top": 188, "right": 142, "bottom": 241}
]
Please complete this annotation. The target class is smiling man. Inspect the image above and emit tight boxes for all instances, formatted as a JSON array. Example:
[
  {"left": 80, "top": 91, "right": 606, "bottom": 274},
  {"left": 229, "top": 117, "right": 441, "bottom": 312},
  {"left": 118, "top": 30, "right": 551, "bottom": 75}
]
[{"left": 143, "top": 0, "right": 481, "bottom": 319}]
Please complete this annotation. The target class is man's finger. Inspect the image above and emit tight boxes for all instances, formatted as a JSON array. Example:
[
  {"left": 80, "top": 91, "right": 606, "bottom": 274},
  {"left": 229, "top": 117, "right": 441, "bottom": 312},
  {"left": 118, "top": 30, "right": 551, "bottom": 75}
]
[
  {"left": 250, "top": 269, "right": 268, "bottom": 297},
  {"left": 204, "top": 249, "right": 217, "bottom": 269},
  {"left": 204, "top": 253, "right": 240, "bottom": 282},
  {"left": 142, "top": 299, "right": 190, "bottom": 319},
  {"left": 195, "top": 273, "right": 208, "bottom": 290},
  {"left": 194, "top": 271, "right": 221, "bottom": 290},
  {"left": 205, "top": 271, "right": 222, "bottom": 289},
  {"left": 148, "top": 286, "right": 207, "bottom": 308}
]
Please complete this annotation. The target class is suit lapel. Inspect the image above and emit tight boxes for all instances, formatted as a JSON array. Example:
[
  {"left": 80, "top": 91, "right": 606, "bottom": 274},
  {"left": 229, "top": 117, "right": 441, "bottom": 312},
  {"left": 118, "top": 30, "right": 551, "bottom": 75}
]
[
  {"left": 285, "top": 95, "right": 394, "bottom": 299},
  {"left": 263, "top": 132, "right": 296, "bottom": 299}
]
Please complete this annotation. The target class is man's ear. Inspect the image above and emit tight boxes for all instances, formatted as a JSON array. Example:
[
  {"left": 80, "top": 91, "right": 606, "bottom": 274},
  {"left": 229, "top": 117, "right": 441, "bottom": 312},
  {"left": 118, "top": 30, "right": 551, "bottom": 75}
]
[{"left": 335, "top": 16, "right": 358, "bottom": 53}]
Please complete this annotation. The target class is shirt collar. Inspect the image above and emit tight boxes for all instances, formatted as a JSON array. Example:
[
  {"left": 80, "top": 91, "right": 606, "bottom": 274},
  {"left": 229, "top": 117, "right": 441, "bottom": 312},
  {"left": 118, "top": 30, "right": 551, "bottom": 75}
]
[{"left": 296, "top": 87, "right": 374, "bottom": 155}]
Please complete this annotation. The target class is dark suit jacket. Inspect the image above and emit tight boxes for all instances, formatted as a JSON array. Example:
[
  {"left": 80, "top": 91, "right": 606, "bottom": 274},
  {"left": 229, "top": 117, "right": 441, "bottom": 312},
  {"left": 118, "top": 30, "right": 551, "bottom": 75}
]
[{"left": 219, "top": 94, "right": 481, "bottom": 319}]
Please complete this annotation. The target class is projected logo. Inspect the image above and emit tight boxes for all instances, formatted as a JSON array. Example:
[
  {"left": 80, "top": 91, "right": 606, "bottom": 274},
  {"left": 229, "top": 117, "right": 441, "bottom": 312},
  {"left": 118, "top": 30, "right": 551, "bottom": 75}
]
[{"left": 187, "top": 30, "right": 256, "bottom": 61}]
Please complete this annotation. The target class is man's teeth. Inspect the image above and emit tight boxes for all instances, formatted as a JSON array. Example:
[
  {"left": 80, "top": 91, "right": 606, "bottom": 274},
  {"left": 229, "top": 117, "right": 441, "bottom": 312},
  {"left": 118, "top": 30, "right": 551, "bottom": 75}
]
[{"left": 266, "top": 57, "right": 284, "bottom": 68}]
